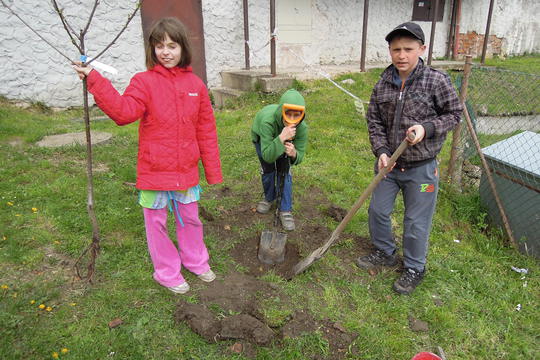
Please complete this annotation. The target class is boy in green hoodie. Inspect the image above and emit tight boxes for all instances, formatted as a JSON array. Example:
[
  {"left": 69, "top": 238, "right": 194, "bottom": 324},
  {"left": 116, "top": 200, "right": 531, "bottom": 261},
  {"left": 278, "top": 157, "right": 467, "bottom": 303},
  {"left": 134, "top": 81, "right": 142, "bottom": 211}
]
[{"left": 251, "top": 89, "right": 308, "bottom": 231}]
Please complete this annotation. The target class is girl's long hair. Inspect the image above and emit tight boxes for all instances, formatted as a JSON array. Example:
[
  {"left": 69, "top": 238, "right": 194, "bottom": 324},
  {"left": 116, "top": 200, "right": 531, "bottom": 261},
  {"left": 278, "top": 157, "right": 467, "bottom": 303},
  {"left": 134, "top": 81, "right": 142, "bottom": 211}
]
[{"left": 145, "top": 17, "right": 192, "bottom": 69}]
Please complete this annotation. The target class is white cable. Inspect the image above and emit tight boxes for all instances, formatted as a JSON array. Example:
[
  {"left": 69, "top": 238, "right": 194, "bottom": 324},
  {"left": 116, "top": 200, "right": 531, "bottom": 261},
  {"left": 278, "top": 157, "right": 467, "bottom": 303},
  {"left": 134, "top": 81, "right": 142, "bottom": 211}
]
[{"left": 286, "top": 47, "right": 366, "bottom": 102}]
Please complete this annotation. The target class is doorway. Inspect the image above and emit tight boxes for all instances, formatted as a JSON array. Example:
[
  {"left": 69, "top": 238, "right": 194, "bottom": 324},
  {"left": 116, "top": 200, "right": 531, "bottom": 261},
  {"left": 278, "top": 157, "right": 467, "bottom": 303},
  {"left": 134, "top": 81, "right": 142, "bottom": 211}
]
[{"left": 141, "top": 0, "right": 207, "bottom": 83}]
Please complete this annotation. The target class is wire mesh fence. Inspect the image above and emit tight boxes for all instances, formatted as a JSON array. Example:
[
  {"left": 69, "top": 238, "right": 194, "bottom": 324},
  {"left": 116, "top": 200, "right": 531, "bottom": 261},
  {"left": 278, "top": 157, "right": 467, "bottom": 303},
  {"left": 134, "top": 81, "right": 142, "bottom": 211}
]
[{"left": 448, "top": 63, "right": 540, "bottom": 257}]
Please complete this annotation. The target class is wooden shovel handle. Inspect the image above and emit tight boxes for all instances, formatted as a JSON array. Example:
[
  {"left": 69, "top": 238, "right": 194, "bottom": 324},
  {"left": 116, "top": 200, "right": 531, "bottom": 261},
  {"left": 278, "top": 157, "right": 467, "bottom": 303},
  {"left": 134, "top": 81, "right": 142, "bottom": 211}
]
[{"left": 315, "top": 132, "right": 415, "bottom": 257}]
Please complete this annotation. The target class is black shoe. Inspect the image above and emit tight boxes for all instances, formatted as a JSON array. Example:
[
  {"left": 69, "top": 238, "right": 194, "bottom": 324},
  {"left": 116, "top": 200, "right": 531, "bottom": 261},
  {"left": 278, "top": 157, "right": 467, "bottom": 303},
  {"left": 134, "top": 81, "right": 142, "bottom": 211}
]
[
  {"left": 356, "top": 249, "right": 398, "bottom": 269},
  {"left": 392, "top": 268, "right": 425, "bottom": 295}
]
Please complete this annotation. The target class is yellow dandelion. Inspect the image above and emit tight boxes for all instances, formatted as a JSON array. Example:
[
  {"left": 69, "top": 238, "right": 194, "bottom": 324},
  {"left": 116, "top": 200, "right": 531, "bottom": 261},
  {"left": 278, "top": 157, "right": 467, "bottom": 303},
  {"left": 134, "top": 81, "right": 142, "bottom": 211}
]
[
  {"left": 61, "top": 348, "right": 69, "bottom": 354},
  {"left": 32, "top": 207, "right": 38, "bottom": 212},
  {"left": 7, "top": 201, "right": 13, "bottom": 206},
  {"left": 46, "top": 306, "right": 52, "bottom": 312},
  {"left": 52, "top": 352, "right": 59, "bottom": 359},
  {"left": 30, "top": 300, "right": 36, "bottom": 304},
  {"left": 54, "top": 240, "right": 61, "bottom": 245},
  {"left": 39, "top": 304, "right": 46, "bottom": 309},
  {"left": 1, "top": 284, "right": 8, "bottom": 290},
  {"left": 69, "top": 302, "right": 76, "bottom": 306},
  {"left": 15, "top": 214, "right": 21, "bottom": 217}
]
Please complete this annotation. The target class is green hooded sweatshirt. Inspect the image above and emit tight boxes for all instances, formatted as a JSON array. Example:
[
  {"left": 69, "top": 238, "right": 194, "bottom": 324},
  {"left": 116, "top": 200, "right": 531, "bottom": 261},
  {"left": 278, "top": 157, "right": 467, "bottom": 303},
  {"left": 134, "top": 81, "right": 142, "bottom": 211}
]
[{"left": 251, "top": 89, "right": 308, "bottom": 165}]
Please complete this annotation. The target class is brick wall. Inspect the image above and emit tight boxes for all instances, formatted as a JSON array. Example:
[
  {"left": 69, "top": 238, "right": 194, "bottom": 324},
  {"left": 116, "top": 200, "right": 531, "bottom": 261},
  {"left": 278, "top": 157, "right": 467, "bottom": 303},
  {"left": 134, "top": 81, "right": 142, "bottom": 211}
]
[{"left": 458, "top": 31, "right": 504, "bottom": 58}]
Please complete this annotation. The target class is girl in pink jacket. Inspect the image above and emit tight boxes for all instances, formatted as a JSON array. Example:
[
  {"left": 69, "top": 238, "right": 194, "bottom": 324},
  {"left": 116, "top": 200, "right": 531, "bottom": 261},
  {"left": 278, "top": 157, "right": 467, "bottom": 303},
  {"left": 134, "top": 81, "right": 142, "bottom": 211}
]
[{"left": 73, "top": 18, "right": 223, "bottom": 294}]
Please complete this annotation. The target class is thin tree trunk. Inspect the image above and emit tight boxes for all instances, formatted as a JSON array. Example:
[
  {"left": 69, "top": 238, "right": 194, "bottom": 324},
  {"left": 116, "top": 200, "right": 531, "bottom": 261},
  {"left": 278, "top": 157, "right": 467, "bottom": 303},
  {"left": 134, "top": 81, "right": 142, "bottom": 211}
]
[{"left": 74, "top": 74, "right": 101, "bottom": 283}]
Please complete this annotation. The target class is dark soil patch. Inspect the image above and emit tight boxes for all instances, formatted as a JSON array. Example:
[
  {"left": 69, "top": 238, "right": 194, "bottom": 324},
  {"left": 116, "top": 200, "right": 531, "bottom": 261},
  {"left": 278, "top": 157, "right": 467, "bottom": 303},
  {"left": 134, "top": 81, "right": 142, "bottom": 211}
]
[
  {"left": 176, "top": 183, "right": 371, "bottom": 357},
  {"left": 230, "top": 233, "right": 301, "bottom": 278},
  {"left": 198, "top": 273, "right": 278, "bottom": 316},
  {"left": 324, "top": 204, "right": 348, "bottom": 222}
]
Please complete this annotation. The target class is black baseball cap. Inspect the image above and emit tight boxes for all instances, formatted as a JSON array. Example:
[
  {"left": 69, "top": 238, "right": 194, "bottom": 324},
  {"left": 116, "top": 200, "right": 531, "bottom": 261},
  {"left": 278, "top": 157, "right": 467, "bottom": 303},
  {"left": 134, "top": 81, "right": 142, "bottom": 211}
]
[{"left": 385, "top": 22, "right": 425, "bottom": 44}]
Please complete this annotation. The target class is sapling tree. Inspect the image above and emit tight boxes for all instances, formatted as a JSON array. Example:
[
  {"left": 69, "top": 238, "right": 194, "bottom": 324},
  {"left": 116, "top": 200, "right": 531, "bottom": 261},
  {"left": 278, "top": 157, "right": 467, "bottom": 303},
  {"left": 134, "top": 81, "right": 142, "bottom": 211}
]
[{"left": 0, "top": 0, "right": 141, "bottom": 282}]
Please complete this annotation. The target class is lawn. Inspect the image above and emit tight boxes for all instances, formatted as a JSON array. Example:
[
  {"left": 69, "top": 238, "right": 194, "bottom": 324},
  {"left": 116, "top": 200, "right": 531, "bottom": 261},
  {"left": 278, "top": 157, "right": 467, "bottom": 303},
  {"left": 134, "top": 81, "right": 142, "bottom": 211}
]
[{"left": 1, "top": 55, "right": 539, "bottom": 360}]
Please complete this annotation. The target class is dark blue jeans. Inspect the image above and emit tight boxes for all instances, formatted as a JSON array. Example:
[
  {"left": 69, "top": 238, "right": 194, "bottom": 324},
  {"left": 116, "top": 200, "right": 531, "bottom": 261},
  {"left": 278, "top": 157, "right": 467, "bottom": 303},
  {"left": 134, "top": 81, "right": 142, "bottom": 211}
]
[{"left": 254, "top": 142, "right": 293, "bottom": 212}]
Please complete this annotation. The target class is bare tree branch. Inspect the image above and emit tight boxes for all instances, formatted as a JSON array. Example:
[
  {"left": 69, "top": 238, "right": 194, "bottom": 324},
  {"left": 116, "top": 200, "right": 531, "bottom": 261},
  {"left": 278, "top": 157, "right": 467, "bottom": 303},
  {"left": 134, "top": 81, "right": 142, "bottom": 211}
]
[
  {"left": 0, "top": 0, "right": 73, "bottom": 63},
  {"left": 86, "top": 1, "right": 141, "bottom": 65},
  {"left": 50, "top": 0, "right": 79, "bottom": 38},
  {"left": 50, "top": 0, "right": 83, "bottom": 53},
  {"left": 81, "top": 0, "right": 100, "bottom": 39}
]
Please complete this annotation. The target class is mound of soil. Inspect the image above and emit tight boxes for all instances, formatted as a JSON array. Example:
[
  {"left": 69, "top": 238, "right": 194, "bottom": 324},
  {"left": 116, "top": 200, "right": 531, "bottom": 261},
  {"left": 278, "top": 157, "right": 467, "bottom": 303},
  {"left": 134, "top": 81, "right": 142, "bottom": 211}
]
[{"left": 174, "top": 183, "right": 371, "bottom": 358}]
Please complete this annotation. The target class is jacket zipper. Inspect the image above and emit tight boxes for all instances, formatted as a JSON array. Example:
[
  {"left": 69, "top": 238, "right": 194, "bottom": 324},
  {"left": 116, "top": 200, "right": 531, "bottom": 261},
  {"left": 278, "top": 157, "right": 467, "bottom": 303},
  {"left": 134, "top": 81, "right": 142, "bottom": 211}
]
[{"left": 393, "top": 81, "right": 406, "bottom": 156}]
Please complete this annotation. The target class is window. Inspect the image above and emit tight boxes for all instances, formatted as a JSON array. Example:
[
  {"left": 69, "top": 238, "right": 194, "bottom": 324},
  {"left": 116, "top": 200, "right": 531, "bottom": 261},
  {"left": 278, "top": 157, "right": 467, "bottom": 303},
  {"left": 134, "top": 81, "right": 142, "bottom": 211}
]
[{"left": 412, "top": 0, "right": 445, "bottom": 22}]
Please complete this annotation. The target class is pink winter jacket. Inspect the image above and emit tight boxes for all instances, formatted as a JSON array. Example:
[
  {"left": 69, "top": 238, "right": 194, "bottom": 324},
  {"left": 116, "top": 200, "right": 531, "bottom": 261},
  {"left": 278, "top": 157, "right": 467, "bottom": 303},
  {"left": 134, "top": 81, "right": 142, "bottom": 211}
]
[{"left": 86, "top": 64, "right": 223, "bottom": 190}]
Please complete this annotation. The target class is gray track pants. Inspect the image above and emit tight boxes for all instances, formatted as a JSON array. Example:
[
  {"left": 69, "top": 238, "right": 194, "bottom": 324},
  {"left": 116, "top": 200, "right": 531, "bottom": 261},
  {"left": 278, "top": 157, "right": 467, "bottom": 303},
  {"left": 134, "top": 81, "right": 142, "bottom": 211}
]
[{"left": 368, "top": 159, "right": 439, "bottom": 271}]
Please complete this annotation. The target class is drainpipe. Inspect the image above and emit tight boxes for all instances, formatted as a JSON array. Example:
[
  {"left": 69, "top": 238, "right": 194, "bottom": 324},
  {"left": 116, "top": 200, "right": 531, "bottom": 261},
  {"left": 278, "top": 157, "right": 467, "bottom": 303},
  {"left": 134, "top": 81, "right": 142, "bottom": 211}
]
[
  {"left": 360, "top": 0, "right": 369, "bottom": 72},
  {"left": 452, "top": 0, "right": 462, "bottom": 59},
  {"left": 427, "top": 0, "right": 440, "bottom": 65},
  {"left": 243, "top": 0, "right": 250, "bottom": 70},
  {"left": 481, "top": 0, "right": 495, "bottom": 64},
  {"left": 446, "top": 0, "right": 458, "bottom": 59},
  {"left": 270, "top": 0, "right": 276, "bottom": 76}
]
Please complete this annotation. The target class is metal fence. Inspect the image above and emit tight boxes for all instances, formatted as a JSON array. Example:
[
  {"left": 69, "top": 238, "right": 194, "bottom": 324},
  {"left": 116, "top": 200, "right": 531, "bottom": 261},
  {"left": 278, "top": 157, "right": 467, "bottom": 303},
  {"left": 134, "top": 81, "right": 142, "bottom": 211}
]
[{"left": 448, "top": 58, "right": 540, "bottom": 257}]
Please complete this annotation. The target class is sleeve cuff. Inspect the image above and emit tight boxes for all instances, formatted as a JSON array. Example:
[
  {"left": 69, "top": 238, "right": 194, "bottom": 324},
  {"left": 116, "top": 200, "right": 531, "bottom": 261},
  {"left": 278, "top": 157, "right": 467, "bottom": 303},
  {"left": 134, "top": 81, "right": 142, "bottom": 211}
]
[
  {"left": 423, "top": 122, "right": 435, "bottom": 138},
  {"left": 376, "top": 147, "right": 391, "bottom": 158}
]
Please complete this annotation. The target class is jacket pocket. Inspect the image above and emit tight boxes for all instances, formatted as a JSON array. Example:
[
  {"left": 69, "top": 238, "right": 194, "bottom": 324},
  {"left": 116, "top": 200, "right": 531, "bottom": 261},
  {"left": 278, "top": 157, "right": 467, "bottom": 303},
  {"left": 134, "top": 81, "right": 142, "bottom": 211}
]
[
  {"left": 375, "top": 93, "right": 396, "bottom": 126},
  {"left": 403, "top": 91, "right": 431, "bottom": 120},
  {"left": 178, "top": 140, "right": 200, "bottom": 172},
  {"left": 180, "top": 91, "right": 201, "bottom": 121},
  {"left": 148, "top": 142, "right": 178, "bottom": 172}
]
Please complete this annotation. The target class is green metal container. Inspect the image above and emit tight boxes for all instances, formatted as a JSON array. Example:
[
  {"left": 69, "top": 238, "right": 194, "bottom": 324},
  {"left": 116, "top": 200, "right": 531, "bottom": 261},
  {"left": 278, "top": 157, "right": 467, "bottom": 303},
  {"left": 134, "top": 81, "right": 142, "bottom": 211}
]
[{"left": 480, "top": 131, "right": 540, "bottom": 258}]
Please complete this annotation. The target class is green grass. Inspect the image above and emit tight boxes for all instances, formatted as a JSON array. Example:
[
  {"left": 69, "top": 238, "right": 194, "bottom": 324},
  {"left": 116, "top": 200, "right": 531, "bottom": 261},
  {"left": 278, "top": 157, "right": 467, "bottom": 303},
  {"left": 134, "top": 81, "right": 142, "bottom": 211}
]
[
  {"left": 1, "top": 55, "right": 539, "bottom": 359},
  {"left": 450, "top": 55, "right": 540, "bottom": 117},
  {"left": 482, "top": 53, "right": 540, "bottom": 75}
]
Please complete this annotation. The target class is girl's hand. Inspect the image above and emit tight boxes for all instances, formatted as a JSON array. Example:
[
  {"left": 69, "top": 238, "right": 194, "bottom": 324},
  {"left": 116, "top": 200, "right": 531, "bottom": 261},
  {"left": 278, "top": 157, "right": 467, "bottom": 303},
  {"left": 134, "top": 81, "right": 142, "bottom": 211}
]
[
  {"left": 72, "top": 61, "right": 94, "bottom": 80},
  {"left": 279, "top": 125, "right": 296, "bottom": 143},
  {"left": 284, "top": 141, "right": 297, "bottom": 158}
]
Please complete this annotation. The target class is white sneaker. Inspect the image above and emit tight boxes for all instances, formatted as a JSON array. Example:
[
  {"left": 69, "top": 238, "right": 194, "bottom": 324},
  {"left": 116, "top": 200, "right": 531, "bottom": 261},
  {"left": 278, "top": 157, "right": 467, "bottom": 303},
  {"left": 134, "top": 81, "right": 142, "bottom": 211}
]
[
  {"left": 168, "top": 282, "right": 190, "bottom": 294},
  {"left": 256, "top": 200, "right": 273, "bottom": 214},
  {"left": 197, "top": 269, "right": 216, "bottom": 282}
]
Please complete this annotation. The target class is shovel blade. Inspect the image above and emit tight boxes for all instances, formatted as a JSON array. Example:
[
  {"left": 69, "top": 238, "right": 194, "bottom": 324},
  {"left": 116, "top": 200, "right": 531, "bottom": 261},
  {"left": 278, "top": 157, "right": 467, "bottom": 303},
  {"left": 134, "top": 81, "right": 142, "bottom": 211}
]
[{"left": 258, "top": 230, "right": 287, "bottom": 265}]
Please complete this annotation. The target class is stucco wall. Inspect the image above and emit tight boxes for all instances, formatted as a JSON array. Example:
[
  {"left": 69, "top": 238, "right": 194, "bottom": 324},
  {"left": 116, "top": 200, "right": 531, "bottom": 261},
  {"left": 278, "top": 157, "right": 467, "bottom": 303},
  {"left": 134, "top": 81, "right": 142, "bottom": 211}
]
[
  {"left": 0, "top": 0, "right": 145, "bottom": 107},
  {"left": 460, "top": 0, "right": 540, "bottom": 56},
  {"left": 0, "top": 0, "right": 538, "bottom": 107}
]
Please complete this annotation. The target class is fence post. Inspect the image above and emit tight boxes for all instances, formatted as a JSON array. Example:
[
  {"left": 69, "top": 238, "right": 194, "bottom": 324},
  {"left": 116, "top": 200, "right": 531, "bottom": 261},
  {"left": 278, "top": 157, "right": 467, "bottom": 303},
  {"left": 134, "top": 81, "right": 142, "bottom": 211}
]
[
  {"left": 243, "top": 0, "right": 250, "bottom": 70},
  {"left": 270, "top": 0, "right": 276, "bottom": 76},
  {"left": 447, "top": 55, "right": 473, "bottom": 187},
  {"left": 360, "top": 0, "right": 369, "bottom": 72},
  {"left": 461, "top": 99, "right": 518, "bottom": 249}
]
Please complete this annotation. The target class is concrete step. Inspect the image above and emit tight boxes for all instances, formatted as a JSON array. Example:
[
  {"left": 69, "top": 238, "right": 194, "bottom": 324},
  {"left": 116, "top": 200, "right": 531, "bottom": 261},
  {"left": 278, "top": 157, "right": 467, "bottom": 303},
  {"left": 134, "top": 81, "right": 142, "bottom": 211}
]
[
  {"left": 221, "top": 70, "right": 269, "bottom": 91},
  {"left": 211, "top": 87, "right": 244, "bottom": 108},
  {"left": 221, "top": 69, "right": 294, "bottom": 93},
  {"left": 258, "top": 74, "right": 294, "bottom": 93}
]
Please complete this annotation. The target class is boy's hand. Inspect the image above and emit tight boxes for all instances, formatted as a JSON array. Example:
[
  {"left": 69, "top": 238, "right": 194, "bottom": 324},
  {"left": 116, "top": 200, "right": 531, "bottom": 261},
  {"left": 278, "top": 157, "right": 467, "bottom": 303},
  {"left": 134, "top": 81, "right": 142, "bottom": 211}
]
[
  {"left": 72, "top": 62, "right": 94, "bottom": 80},
  {"left": 406, "top": 125, "right": 425, "bottom": 145},
  {"left": 284, "top": 141, "right": 297, "bottom": 158},
  {"left": 279, "top": 125, "right": 296, "bottom": 143},
  {"left": 378, "top": 153, "right": 395, "bottom": 172}
]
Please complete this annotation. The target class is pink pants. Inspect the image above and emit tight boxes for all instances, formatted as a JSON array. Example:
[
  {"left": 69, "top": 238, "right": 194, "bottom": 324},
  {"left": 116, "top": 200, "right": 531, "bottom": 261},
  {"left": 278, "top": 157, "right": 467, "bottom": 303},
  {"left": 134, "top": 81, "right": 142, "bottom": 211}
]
[{"left": 143, "top": 201, "right": 210, "bottom": 287}]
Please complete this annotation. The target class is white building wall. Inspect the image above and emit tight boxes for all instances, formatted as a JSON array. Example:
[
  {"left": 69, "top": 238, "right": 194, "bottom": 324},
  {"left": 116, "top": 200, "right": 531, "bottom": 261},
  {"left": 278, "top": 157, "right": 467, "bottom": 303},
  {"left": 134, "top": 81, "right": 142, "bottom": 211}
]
[
  {"left": 460, "top": 0, "right": 540, "bottom": 56},
  {"left": 0, "top": 0, "right": 538, "bottom": 107},
  {"left": 0, "top": 0, "right": 145, "bottom": 107}
]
